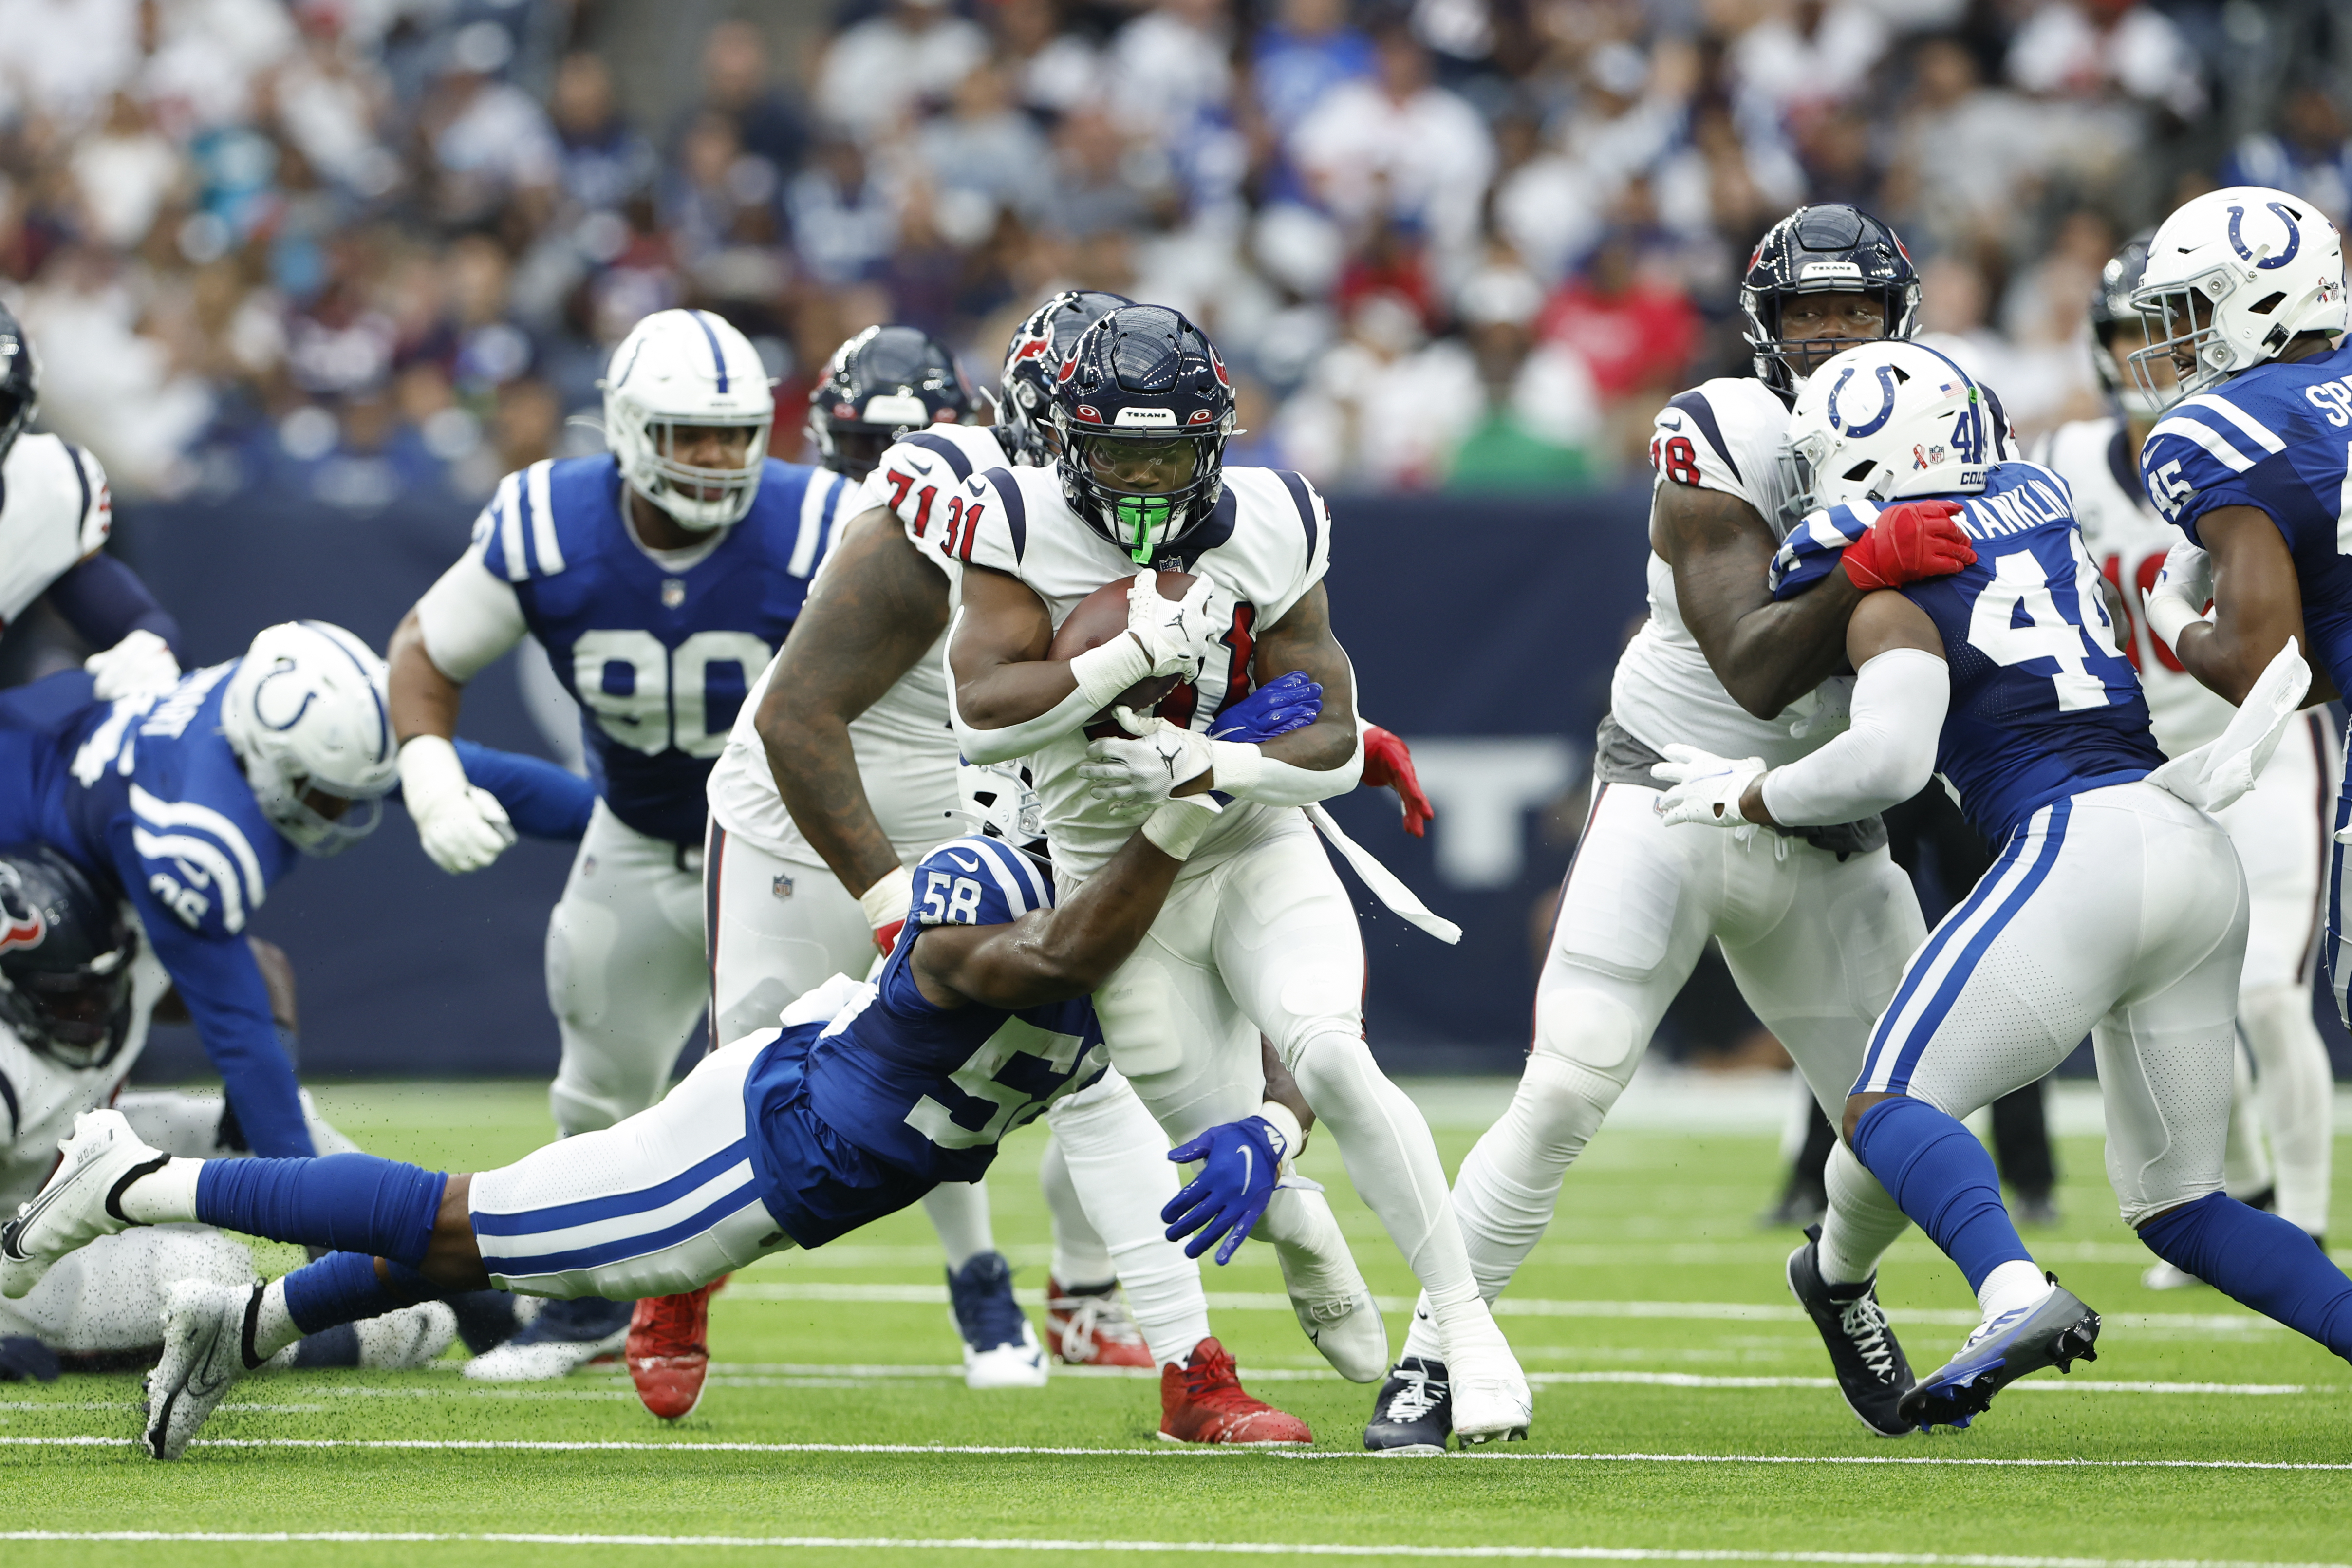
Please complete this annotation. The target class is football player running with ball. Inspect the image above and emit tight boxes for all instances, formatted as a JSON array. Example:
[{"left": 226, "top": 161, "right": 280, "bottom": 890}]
[
  {"left": 1368, "top": 207, "right": 1971, "bottom": 1450},
  {"left": 383, "top": 308, "right": 856, "bottom": 1381},
  {"left": 2041, "top": 232, "right": 2338, "bottom": 1277},
  {"left": 921, "top": 302, "right": 1532, "bottom": 1445},
  {"left": 1663, "top": 337, "right": 2352, "bottom": 1428}
]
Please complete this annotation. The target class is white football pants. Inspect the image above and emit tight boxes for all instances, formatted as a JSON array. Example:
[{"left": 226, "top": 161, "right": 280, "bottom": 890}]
[
  {"left": 703, "top": 823, "right": 1118, "bottom": 1289},
  {"left": 0, "top": 1091, "right": 358, "bottom": 1352},
  {"left": 2218, "top": 712, "right": 2334, "bottom": 1235},
  {"left": 545, "top": 801, "right": 709, "bottom": 1137},
  {"left": 1406, "top": 781, "right": 1927, "bottom": 1355},
  {"left": 1859, "top": 784, "right": 2247, "bottom": 1228}
]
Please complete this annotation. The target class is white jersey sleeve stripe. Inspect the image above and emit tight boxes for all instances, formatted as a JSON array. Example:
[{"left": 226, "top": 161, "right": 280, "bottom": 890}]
[
  {"left": 790, "top": 471, "right": 838, "bottom": 579},
  {"left": 131, "top": 827, "right": 247, "bottom": 933},
  {"left": 1006, "top": 836, "right": 1051, "bottom": 909},
  {"left": 130, "top": 784, "right": 265, "bottom": 910},
  {"left": 494, "top": 471, "right": 528, "bottom": 582},
  {"left": 2147, "top": 411, "right": 2258, "bottom": 473},
  {"left": 525, "top": 461, "right": 563, "bottom": 576},
  {"left": 965, "top": 836, "right": 1038, "bottom": 917},
  {"left": 2179, "top": 393, "right": 2286, "bottom": 455}
]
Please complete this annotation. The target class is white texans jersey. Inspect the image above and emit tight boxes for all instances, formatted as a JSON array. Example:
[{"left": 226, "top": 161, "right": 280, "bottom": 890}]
[
  {"left": 0, "top": 926, "right": 169, "bottom": 1213},
  {"left": 706, "top": 437, "right": 995, "bottom": 867},
  {"left": 2036, "top": 415, "right": 2231, "bottom": 758},
  {"left": 876, "top": 437, "right": 1334, "bottom": 879},
  {"left": 0, "top": 434, "right": 112, "bottom": 629},
  {"left": 1615, "top": 378, "right": 1852, "bottom": 766}
]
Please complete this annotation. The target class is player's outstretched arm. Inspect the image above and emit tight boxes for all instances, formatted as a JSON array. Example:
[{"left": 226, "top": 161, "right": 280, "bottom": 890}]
[
  {"left": 2164, "top": 506, "right": 2335, "bottom": 709},
  {"left": 910, "top": 801, "right": 1220, "bottom": 1011},
  {"left": 388, "top": 596, "right": 523, "bottom": 874},
  {"left": 757, "top": 507, "right": 951, "bottom": 899}
]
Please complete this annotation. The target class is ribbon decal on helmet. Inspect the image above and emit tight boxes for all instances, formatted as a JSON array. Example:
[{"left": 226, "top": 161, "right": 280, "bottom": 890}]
[
  {"left": 2227, "top": 203, "right": 2302, "bottom": 270},
  {"left": 1827, "top": 364, "right": 1901, "bottom": 438}
]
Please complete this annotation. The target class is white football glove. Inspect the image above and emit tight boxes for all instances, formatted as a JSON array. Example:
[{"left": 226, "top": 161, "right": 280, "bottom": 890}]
[
  {"left": 1125, "top": 571, "right": 1222, "bottom": 681},
  {"left": 84, "top": 629, "right": 179, "bottom": 702},
  {"left": 1079, "top": 722, "right": 1214, "bottom": 812},
  {"left": 397, "top": 735, "right": 517, "bottom": 873},
  {"left": 2143, "top": 539, "right": 2215, "bottom": 653},
  {"left": 1650, "top": 744, "right": 1767, "bottom": 838}
]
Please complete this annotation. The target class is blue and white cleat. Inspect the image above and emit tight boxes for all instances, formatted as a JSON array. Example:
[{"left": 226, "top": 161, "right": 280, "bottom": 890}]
[
  {"left": 948, "top": 1251, "right": 1048, "bottom": 1389},
  {"left": 461, "top": 1294, "right": 632, "bottom": 1381},
  {"left": 1898, "top": 1279, "right": 2100, "bottom": 1430},
  {"left": 1, "top": 1109, "right": 168, "bottom": 1300}
]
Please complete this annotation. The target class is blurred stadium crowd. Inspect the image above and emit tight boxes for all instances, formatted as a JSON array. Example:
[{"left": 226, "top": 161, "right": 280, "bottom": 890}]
[{"left": 4, "top": 0, "right": 2347, "bottom": 507}]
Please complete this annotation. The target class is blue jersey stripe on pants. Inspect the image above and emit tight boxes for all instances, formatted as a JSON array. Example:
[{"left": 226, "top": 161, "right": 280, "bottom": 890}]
[{"left": 469, "top": 1139, "right": 752, "bottom": 1237}]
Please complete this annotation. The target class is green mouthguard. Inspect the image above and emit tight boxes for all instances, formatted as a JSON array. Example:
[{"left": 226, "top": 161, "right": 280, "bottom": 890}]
[{"left": 1114, "top": 494, "right": 1177, "bottom": 563}]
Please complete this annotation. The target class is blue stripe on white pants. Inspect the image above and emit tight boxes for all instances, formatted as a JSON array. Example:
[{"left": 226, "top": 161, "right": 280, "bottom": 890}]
[{"left": 471, "top": 1033, "right": 792, "bottom": 1299}]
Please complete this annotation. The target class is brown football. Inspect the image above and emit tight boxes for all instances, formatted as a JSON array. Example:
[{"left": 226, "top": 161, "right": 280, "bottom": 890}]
[{"left": 1048, "top": 570, "right": 1195, "bottom": 739}]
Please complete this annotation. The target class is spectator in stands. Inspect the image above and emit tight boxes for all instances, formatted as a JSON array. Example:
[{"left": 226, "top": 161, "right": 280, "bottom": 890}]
[
  {"left": 992, "top": 0, "right": 1097, "bottom": 123},
  {"left": 2221, "top": 81, "right": 2352, "bottom": 232},
  {"left": 787, "top": 135, "right": 897, "bottom": 288},
  {"left": 816, "top": 0, "right": 987, "bottom": 143},
  {"left": 1254, "top": 0, "right": 1376, "bottom": 139},
  {"left": 692, "top": 20, "right": 806, "bottom": 185},
  {"left": 1290, "top": 21, "right": 1494, "bottom": 262},
  {"left": 550, "top": 52, "right": 654, "bottom": 218},
  {"left": 1443, "top": 261, "right": 1601, "bottom": 491}
]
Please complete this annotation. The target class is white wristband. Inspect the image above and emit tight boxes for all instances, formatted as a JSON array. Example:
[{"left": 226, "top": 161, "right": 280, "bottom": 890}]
[
  {"left": 1256, "top": 1100, "right": 1305, "bottom": 1164},
  {"left": 1140, "top": 797, "right": 1221, "bottom": 860},
  {"left": 859, "top": 864, "right": 915, "bottom": 932},
  {"left": 2144, "top": 588, "right": 2209, "bottom": 652},
  {"left": 1206, "top": 737, "right": 1361, "bottom": 807},
  {"left": 1070, "top": 636, "right": 1153, "bottom": 713},
  {"left": 396, "top": 733, "right": 469, "bottom": 807}
]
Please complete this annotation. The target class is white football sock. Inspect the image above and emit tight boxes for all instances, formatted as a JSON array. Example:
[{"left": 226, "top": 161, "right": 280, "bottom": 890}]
[
  {"left": 1976, "top": 1259, "right": 2050, "bottom": 1324},
  {"left": 117, "top": 1157, "right": 204, "bottom": 1225},
  {"left": 1816, "top": 1140, "right": 1910, "bottom": 1287},
  {"left": 1039, "top": 1132, "right": 1115, "bottom": 1288},
  {"left": 250, "top": 1277, "right": 303, "bottom": 1364},
  {"left": 2221, "top": 1040, "right": 2275, "bottom": 1200},
  {"left": 922, "top": 1181, "right": 995, "bottom": 1273},
  {"left": 2240, "top": 984, "right": 2333, "bottom": 1235},
  {"left": 1257, "top": 1180, "right": 1363, "bottom": 1299},
  {"left": 1047, "top": 1079, "right": 1208, "bottom": 1366}
]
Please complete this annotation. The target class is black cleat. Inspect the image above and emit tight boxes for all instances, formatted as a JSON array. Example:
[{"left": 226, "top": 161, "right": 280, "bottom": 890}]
[
  {"left": 1363, "top": 1356, "right": 1451, "bottom": 1455},
  {"left": 1898, "top": 1278, "right": 2100, "bottom": 1431},
  {"left": 1787, "top": 1223, "right": 1914, "bottom": 1437}
]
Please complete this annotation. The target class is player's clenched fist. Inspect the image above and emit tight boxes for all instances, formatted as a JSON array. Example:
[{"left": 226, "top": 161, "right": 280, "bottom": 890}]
[
  {"left": 1125, "top": 569, "right": 1221, "bottom": 680},
  {"left": 397, "top": 734, "right": 518, "bottom": 873},
  {"left": 1080, "top": 722, "right": 1213, "bottom": 811},
  {"left": 1840, "top": 499, "right": 1975, "bottom": 591}
]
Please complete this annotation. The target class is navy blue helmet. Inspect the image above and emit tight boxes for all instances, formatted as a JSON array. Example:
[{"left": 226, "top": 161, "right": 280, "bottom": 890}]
[
  {"left": 0, "top": 301, "right": 37, "bottom": 466},
  {"left": 0, "top": 844, "right": 136, "bottom": 1070},
  {"left": 1739, "top": 205, "right": 1921, "bottom": 395},
  {"left": 1049, "top": 304, "right": 1237, "bottom": 564},
  {"left": 999, "top": 289, "right": 1132, "bottom": 464},
  {"left": 807, "top": 324, "right": 979, "bottom": 481}
]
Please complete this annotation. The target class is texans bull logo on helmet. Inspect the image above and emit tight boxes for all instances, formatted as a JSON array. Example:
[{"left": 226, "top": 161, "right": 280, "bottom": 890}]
[{"left": 0, "top": 864, "right": 46, "bottom": 955}]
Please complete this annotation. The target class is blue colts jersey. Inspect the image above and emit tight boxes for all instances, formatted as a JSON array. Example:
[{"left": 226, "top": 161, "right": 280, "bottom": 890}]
[
  {"left": 2138, "top": 338, "right": 2352, "bottom": 701},
  {"left": 474, "top": 454, "right": 853, "bottom": 845},
  {"left": 1772, "top": 462, "right": 2164, "bottom": 843}
]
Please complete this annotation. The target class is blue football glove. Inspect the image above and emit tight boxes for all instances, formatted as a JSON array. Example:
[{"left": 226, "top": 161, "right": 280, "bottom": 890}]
[
  {"left": 1161, "top": 1115, "right": 1287, "bottom": 1265},
  {"left": 1209, "top": 670, "right": 1321, "bottom": 745}
]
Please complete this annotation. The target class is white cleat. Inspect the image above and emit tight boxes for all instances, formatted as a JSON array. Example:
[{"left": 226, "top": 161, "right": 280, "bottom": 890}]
[
  {"left": 357, "top": 1301, "right": 459, "bottom": 1368},
  {"left": 461, "top": 1295, "right": 631, "bottom": 1381},
  {"left": 143, "top": 1278, "right": 259, "bottom": 1460},
  {"left": 964, "top": 1319, "right": 1051, "bottom": 1390},
  {"left": 1, "top": 1109, "right": 168, "bottom": 1300},
  {"left": 1292, "top": 1287, "right": 1390, "bottom": 1384},
  {"left": 2141, "top": 1259, "right": 2204, "bottom": 1291},
  {"left": 1445, "top": 1331, "right": 1533, "bottom": 1446}
]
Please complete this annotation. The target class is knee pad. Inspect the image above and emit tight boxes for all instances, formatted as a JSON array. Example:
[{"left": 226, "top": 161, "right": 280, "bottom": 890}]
[
  {"left": 1510, "top": 1052, "right": 1622, "bottom": 1164},
  {"left": 1530, "top": 985, "right": 1648, "bottom": 1086}
]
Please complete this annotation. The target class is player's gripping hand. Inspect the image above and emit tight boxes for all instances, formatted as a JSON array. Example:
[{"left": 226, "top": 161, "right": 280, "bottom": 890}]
[
  {"left": 1163, "top": 1113, "right": 1293, "bottom": 1265},
  {"left": 859, "top": 864, "right": 915, "bottom": 956},
  {"left": 1651, "top": 744, "right": 1766, "bottom": 837},
  {"left": 1840, "top": 500, "right": 1974, "bottom": 591},
  {"left": 1360, "top": 724, "right": 1432, "bottom": 837},
  {"left": 1210, "top": 670, "right": 1321, "bottom": 744},
  {"left": 84, "top": 629, "right": 179, "bottom": 702},
  {"left": 1080, "top": 722, "right": 1213, "bottom": 811},
  {"left": 397, "top": 734, "right": 518, "bottom": 873},
  {"left": 1125, "top": 570, "right": 1221, "bottom": 681},
  {"left": 2143, "top": 539, "right": 2215, "bottom": 653}
]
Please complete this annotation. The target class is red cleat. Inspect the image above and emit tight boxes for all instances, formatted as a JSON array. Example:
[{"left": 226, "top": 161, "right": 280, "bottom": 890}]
[
  {"left": 1157, "top": 1337, "right": 1312, "bottom": 1445},
  {"left": 627, "top": 1276, "right": 725, "bottom": 1420},
  {"left": 1047, "top": 1278, "right": 1154, "bottom": 1368}
]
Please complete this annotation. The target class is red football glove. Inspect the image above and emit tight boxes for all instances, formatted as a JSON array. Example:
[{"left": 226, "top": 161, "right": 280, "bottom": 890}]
[
  {"left": 1839, "top": 500, "right": 1974, "bottom": 592},
  {"left": 872, "top": 919, "right": 905, "bottom": 957},
  {"left": 1361, "top": 725, "right": 1433, "bottom": 838}
]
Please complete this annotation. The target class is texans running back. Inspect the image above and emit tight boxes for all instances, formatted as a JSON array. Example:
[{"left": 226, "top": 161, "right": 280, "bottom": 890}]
[
  {"left": 1667, "top": 338, "right": 2352, "bottom": 1428},
  {"left": 3, "top": 793, "right": 1312, "bottom": 1458},
  {"left": 383, "top": 308, "right": 851, "bottom": 1379},
  {"left": 920, "top": 302, "right": 1532, "bottom": 1444},
  {"left": 1375, "top": 206, "right": 1972, "bottom": 1449},
  {"left": 2042, "top": 231, "right": 2338, "bottom": 1276}
]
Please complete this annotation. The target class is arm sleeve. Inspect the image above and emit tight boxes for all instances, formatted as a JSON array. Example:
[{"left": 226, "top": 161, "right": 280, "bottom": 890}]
[
  {"left": 113, "top": 828, "right": 313, "bottom": 1158},
  {"left": 414, "top": 544, "right": 530, "bottom": 683},
  {"left": 42, "top": 553, "right": 180, "bottom": 652},
  {"left": 1757, "top": 649, "right": 1948, "bottom": 827},
  {"left": 449, "top": 739, "right": 595, "bottom": 841}
]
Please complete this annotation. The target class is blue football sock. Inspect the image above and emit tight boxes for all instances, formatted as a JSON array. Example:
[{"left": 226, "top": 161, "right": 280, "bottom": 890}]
[
  {"left": 2141, "top": 1193, "right": 2352, "bottom": 1361},
  {"left": 280, "top": 1253, "right": 452, "bottom": 1335},
  {"left": 1849, "top": 1096, "right": 2033, "bottom": 1292},
  {"left": 195, "top": 1154, "right": 448, "bottom": 1268}
]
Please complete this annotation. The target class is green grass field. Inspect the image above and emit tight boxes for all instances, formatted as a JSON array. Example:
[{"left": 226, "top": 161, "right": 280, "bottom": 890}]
[{"left": 5, "top": 1077, "right": 2351, "bottom": 1567}]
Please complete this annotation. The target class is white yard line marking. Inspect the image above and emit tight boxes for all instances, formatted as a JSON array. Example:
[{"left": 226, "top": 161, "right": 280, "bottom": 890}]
[
  {"left": 0, "top": 1535, "right": 2344, "bottom": 1566},
  {"left": 5, "top": 1436, "right": 2350, "bottom": 1470}
]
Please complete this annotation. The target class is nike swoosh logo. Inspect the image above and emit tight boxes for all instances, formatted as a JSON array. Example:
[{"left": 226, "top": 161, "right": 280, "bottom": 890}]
[
  {"left": 3, "top": 1150, "right": 103, "bottom": 1257},
  {"left": 906, "top": 456, "right": 934, "bottom": 474},
  {"left": 1238, "top": 1146, "right": 1252, "bottom": 1191},
  {"left": 948, "top": 853, "right": 980, "bottom": 870}
]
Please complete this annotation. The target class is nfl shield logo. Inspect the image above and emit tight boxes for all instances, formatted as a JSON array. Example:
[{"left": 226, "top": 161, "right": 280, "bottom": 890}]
[
  {"left": 662, "top": 579, "right": 686, "bottom": 608},
  {"left": 771, "top": 873, "right": 794, "bottom": 900}
]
